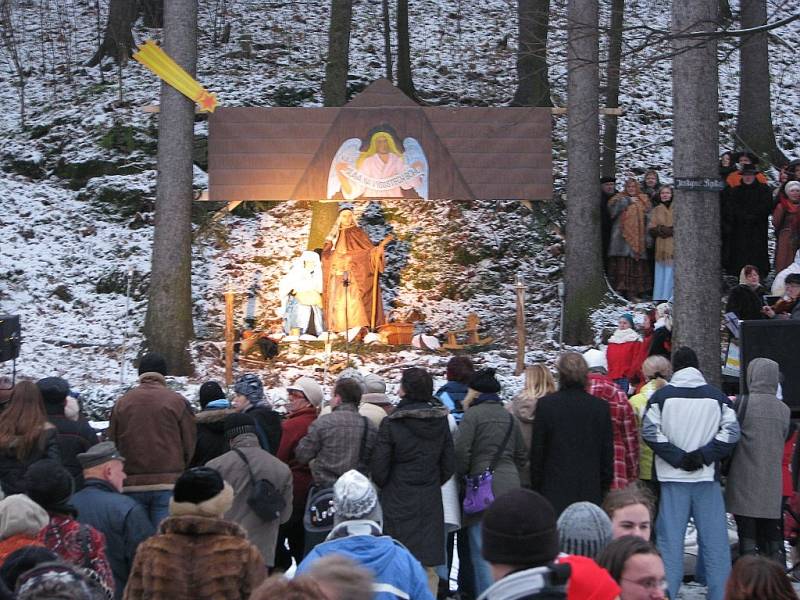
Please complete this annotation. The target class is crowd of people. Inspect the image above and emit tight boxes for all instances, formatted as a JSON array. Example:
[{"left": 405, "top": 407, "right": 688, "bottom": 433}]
[
  {"left": 0, "top": 342, "right": 796, "bottom": 600},
  {"left": 600, "top": 153, "right": 800, "bottom": 313}
]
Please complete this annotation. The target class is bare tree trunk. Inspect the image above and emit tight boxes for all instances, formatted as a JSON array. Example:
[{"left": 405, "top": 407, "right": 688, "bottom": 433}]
[
  {"left": 512, "top": 0, "right": 552, "bottom": 107},
  {"left": 322, "top": 0, "right": 353, "bottom": 107},
  {"left": 672, "top": 0, "right": 721, "bottom": 384},
  {"left": 382, "top": 0, "right": 393, "bottom": 81},
  {"left": 143, "top": 0, "right": 196, "bottom": 375},
  {"left": 86, "top": 0, "right": 138, "bottom": 66},
  {"left": 600, "top": 0, "right": 624, "bottom": 178},
  {"left": 735, "top": 0, "right": 784, "bottom": 166},
  {"left": 563, "top": 0, "right": 605, "bottom": 344},
  {"left": 396, "top": 0, "right": 418, "bottom": 100},
  {"left": 0, "top": 0, "right": 27, "bottom": 128},
  {"left": 140, "top": 0, "right": 163, "bottom": 28}
]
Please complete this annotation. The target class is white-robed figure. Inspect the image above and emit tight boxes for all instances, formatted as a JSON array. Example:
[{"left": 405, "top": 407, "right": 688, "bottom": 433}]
[{"left": 278, "top": 250, "right": 324, "bottom": 336}]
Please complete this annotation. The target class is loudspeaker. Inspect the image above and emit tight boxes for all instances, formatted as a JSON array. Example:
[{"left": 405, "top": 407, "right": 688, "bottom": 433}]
[
  {"left": 740, "top": 320, "right": 800, "bottom": 411},
  {"left": 0, "top": 315, "right": 20, "bottom": 363}
]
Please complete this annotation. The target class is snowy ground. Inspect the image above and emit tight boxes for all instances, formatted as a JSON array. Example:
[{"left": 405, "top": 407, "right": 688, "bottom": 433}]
[{"left": 0, "top": 0, "right": 798, "bottom": 421}]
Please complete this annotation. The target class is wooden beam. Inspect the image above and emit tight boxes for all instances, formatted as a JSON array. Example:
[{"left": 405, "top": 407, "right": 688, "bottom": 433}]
[{"left": 551, "top": 107, "right": 624, "bottom": 116}]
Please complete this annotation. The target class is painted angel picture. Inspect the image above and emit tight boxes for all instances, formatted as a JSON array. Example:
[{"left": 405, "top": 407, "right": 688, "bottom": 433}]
[{"left": 326, "top": 126, "right": 429, "bottom": 200}]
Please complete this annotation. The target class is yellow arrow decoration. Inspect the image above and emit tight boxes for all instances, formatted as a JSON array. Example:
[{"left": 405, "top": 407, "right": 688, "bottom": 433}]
[{"left": 133, "top": 40, "right": 218, "bottom": 113}]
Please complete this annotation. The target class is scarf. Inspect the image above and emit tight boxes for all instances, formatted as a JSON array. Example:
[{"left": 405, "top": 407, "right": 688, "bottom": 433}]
[
  {"left": 608, "top": 328, "right": 642, "bottom": 344},
  {"left": 614, "top": 193, "right": 651, "bottom": 257},
  {"left": 649, "top": 202, "right": 674, "bottom": 262},
  {"left": 779, "top": 194, "right": 800, "bottom": 215},
  {"left": 469, "top": 392, "right": 503, "bottom": 408}
]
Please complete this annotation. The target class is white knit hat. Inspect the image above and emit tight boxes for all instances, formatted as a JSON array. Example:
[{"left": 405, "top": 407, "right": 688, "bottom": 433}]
[
  {"left": 287, "top": 375, "right": 324, "bottom": 407},
  {"left": 333, "top": 470, "right": 379, "bottom": 521},
  {"left": 582, "top": 348, "right": 608, "bottom": 372}
]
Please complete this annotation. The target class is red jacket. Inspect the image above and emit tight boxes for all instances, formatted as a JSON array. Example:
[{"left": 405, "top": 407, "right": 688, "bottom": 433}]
[
  {"left": 607, "top": 340, "right": 642, "bottom": 381},
  {"left": 277, "top": 405, "right": 317, "bottom": 508}
]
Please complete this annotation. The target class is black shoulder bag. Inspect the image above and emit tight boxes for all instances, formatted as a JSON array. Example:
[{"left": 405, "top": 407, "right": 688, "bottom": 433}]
[
  {"left": 233, "top": 448, "right": 286, "bottom": 521},
  {"left": 304, "top": 416, "right": 370, "bottom": 533}
]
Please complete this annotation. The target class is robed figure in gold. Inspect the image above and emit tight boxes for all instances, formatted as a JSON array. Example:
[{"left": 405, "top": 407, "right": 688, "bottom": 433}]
[{"left": 321, "top": 209, "right": 391, "bottom": 332}]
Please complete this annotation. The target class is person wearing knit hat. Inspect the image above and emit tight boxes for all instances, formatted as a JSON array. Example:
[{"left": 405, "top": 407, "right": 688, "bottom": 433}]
[
  {"left": 231, "top": 373, "right": 282, "bottom": 456},
  {"left": 125, "top": 467, "right": 266, "bottom": 599},
  {"left": 582, "top": 349, "right": 608, "bottom": 372},
  {"left": 24, "top": 460, "right": 115, "bottom": 595},
  {"left": 0, "top": 495, "right": 49, "bottom": 565},
  {"left": 296, "top": 470, "right": 432, "bottom": 600},
  {"left": 208, "top": 417, "right": 293, "bottom": 569},
  {"left": 359, "top": 373, "right": 392, "bottom": 427},
  {"left": 198, "top": 381, "right": 229, "bottom": 410},
  {"left": 557, "top": 502, "right": 614, "bottom": 558},
  {"left": 478, "top": 489, "right": 621, "bottom": 600},
  {"left": 273, "top": 376, "right": 322, "bottom": 571},
  {"left": 455, "top": 367, "right": 527, "bottom": 595},
  {"left": 191, "top": 381, "right": 237, "bottom": 468},
  {"left": 14, "top": 561, "right": 104, "bottom": 600},
  {"left": 35, "top": 376, "right": 99, "bottom": 490}
]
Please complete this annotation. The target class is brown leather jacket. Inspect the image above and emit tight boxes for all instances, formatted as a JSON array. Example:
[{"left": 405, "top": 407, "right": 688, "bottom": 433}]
[{"left": 109, "top": 373, "right": 196, "bottom": 490}]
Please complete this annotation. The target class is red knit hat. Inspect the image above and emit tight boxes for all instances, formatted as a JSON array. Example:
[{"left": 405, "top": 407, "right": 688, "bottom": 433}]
[{"left": 557, "top": 555, "right": 621, "bottom": 600}]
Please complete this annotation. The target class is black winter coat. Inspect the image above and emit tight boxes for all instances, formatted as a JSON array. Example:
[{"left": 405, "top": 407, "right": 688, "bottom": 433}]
[
  {"left": 530, "top": 388, "right": 613, "bottom": 516},
  {"left": 190, "top": 408, "right": 237, "bottom": 467},
  {"left": 370, "top": 400, "right": 455, "bottom": 566},
  {"left": 46, "top": 406, "right": 99, "bottom": 489},
  {"left": 721, "top": 181, "right": 774, "bottom": 278},
  {"left": 244, "top": 405, "right": 283, "bottom": 455},
  {"left": 71, "top": 478, "right": 155, "bottom": 599},
  {"left": 0, "top": 426, "right": 61, "bottom": 495}
]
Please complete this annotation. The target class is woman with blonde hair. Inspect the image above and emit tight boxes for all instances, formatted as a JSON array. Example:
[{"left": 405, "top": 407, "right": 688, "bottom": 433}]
[
  {"left": 509, "top": 365, "right": 555, "bottom": 487},
  {"left": 0, "top": 382, "right": 59, "bottom": 495},
  {"left": 627, "top": 356, "right": 672, "bottom": 497}
]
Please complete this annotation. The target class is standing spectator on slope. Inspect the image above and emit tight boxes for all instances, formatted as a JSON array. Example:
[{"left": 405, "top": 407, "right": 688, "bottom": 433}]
[
  {"left": 108, "top": 353, "right": 196, "bottom": 529},
  {"left": 583, "top": 349, "right": 639, "bottom": 489},
  {"left": 641, "top": 170, "right": 662, "bottom": 203},
  {"left": 642, "top": 346, "right": 739, "bottom": 600},
  {"left": 725, "top": 152, "right": 769, "bottom": 188},
  {"left": 372, "top": 367, "right": 455, "bottom": 597},
  {"left": 454, "top": 368, "right": 526, "bottom": 595},
  {"left": 608, "top": 178, "right": 652, "bottom": 301},
  {"left": 0, "top": 382, "right": 60, "bottom": 496},
  {"left": 231, "top": 374, "right": 282, "bottom": 454},
  {"left": 647, "top": 303, "right": 672, "bottom": 359},
  {"left": 648, "top": 185, "right": 675, "bottom": 302},
  {"left": 628, "top": 355, "right": 672, "bottom": 496},
  {"left": 530, "top": 352, "right": 614, "bottom": 516},
  {"left": 297, "top": 470, "right": 434, "bottom": 600},
  {"left": 36, "top": 377, "right": 98, "bottom": 489},
  {"left": 509, "top": 364, "right": 555, "bottom": 488},
  {"left": 721, "top": 164, "right": 773, "bottom": 279},
  {"left": 606, "top": 314, "right": 643, "bottom": 394},
  {"left": 25, "top": 459, "right": 115, "bottom": 596},
  {"left": 773, "top": 181, "right": 800, "bottom": 273},
  {"left": 207, "top": 414, "right": 293, "bottom": 571},
  {"left": 274, "top": 376, "right": 321, "bottom": 571},
  {"left": 71, "top": 442, "right": 154, "bottom": 599},
  {"left": 124, "top": 467, "right": 266, "bottom": 599},
  {"left": 725, "top": 358, "right": 790, "bottom": 562},
  {"left": 435, "top": 355, "right": 475, "bottom": 423},
  {"left": 190, "top": 381, "right": 235, "bottom": 467}
]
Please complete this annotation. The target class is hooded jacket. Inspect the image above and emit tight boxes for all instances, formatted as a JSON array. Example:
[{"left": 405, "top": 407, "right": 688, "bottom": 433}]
[
  {"left": 370, "top": 399, "right": 455, "bottom": 566},
  {"left": 642, "top": 367, "right": 740, "bottom": 483},
  {"left": 190, "top": 408, "right": 237, "bottom": 468},
  {"left": 725, "top": 358, "right": 790, "bottom": 519},
  {"left": 297, "top": 524, "right": 434, "bottom": 600}
]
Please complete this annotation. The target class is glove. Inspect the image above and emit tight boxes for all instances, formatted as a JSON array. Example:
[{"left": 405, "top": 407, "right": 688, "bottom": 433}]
[
  {"left": 679, "top": 450, "right": 705, "bottom": 472},
  {"left": 661, "top": 225, "right": 674, "bottom": 237}
]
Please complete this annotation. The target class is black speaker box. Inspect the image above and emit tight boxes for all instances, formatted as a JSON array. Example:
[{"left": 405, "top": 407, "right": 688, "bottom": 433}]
[
  {"left": 740, "top": 320, "right": 800, "bottom": 411},
  {"left": 0, "top": 315, "right": 20, "bottom": 362}
]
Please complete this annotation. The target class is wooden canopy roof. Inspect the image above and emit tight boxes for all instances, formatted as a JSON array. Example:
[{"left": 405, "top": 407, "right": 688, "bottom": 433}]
[{"left": 207, "top": 79, "right": 553, "bottom": 202}]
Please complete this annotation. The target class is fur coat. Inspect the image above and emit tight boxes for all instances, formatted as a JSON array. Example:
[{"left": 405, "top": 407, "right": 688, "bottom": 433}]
[{"left": 123, "top": 515, "right": 265, "bottom": 600}]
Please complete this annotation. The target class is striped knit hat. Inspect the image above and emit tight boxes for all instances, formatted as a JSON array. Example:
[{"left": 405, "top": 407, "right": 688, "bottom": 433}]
[{"left": 557, "top": 502, "right": 613, "bottom": 558}]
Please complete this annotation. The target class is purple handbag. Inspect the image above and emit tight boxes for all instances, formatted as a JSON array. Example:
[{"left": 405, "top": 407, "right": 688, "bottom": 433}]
[{"left": 463, "top": 415, "right": 515, "bottom": 516}]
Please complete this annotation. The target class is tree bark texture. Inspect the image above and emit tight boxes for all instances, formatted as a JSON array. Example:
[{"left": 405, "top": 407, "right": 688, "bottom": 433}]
[
  {"left": 672, "top": 0, "right": 721, "bottom": 384},
  {"left": 735, "top": 0, "right": 784, "bottom": 166},
  {"left": 600, "top": 0, "right": 624, "bottom": 178},
  {"left": 86, "top": 0, "right": 138, "bottom": 67},
  {"left": 322, "top": 0, "right": 353, "bottom": 107},
  {"left": 382, "top": 0, "right": 393, "bottom": 81},
  {"left": 396, "top": 0, "right": 418, "bottom": 100},
  {"left": 143, "top": 0, "right": 196, "bottom": 375},
  {"left": 563, "top": 0, "right": 606, "bottom": 344},
  {"left": 512, "top": 0, "right": 553, "bottom": 107}
]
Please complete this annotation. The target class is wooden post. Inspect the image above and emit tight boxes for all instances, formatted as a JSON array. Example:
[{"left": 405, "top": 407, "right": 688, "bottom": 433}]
[
  {"left": 515, "top": 275, "right": 526, "bottom": 376},
  {"left": 224, "top": 289, "right": 235, "bottom": 386}
]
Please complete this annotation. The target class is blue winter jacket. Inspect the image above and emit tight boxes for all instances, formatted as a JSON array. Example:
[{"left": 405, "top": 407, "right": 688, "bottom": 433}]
[{"left": 297, "top": 529, "right": 434, "bottom": 600}]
